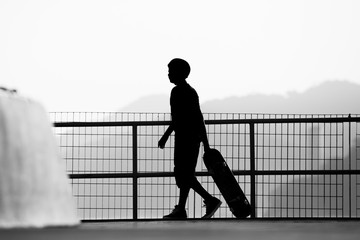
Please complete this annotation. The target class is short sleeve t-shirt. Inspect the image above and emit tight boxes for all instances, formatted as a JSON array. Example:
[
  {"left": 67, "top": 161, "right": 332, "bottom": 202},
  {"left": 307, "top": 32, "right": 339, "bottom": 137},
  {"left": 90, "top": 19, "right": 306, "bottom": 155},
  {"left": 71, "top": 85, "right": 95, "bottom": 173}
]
[{"left": 170, "top": 83, "right": 204, "bottom": 139}]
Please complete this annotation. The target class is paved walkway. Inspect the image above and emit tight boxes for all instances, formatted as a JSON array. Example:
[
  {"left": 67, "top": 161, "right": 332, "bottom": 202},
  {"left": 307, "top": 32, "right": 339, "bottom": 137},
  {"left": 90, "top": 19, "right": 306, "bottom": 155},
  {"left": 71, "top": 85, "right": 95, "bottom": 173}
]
[{"left": 1, "top": 219, "right": 360, "bottom": 240}]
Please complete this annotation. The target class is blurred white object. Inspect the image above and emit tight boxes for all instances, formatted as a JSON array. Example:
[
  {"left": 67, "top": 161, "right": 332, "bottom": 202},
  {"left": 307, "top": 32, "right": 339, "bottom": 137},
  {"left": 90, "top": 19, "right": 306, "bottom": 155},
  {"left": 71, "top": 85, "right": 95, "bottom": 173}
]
[{"left": 0, "top": 90, "right": 79, "bottom": 228}]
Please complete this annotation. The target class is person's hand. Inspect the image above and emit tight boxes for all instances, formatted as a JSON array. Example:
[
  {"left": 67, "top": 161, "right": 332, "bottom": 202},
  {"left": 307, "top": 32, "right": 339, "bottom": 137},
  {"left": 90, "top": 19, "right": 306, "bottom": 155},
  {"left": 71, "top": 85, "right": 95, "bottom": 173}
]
[{"left": 158, "top": 135, "right": 168, "bottom": 149}]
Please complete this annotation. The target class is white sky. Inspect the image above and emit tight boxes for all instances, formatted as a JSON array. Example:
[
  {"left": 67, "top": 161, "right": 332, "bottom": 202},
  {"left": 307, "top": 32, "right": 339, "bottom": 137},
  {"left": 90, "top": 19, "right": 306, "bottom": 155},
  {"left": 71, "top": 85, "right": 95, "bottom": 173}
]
[{"left": 1, "top": 0, "right": 360, "bottom": 112}]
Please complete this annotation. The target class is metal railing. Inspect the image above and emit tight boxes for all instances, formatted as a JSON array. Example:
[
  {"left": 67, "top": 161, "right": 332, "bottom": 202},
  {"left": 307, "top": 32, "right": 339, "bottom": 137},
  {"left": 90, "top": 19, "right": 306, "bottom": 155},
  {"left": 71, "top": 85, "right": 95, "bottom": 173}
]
[{"left": 51, "top": 113, "right": 360, "bottom": 220}]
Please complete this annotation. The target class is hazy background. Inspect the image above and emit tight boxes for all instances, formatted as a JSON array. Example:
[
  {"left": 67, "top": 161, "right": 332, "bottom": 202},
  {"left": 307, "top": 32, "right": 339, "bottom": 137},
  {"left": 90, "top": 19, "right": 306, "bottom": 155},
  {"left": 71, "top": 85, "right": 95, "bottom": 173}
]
[{"left": 1, "top": 0, "right": 360, "bottom": 112}]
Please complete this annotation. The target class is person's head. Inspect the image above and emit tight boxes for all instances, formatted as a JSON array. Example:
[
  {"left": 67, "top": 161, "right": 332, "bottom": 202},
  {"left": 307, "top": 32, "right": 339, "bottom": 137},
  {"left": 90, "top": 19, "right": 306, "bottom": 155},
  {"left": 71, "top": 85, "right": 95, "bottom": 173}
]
[{"left": 168, "top": 58, "right": 191, "bottom": 85}]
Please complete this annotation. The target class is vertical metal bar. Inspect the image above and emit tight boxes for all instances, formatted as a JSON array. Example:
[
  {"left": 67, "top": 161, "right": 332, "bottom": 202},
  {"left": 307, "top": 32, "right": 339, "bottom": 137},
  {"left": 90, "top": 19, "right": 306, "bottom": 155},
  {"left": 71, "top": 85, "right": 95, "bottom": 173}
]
[
  {"left": 132, "top": 125, "right": 138, "bottom": 220},
  {"left": 348, "top": 115, "right": 352, "bottom": 218},
  {"left": 342, "top": 121, "right": 346, "bottom": 218},
  {"left": 249, "top": 123, "right": 256, "bottom": 218}
]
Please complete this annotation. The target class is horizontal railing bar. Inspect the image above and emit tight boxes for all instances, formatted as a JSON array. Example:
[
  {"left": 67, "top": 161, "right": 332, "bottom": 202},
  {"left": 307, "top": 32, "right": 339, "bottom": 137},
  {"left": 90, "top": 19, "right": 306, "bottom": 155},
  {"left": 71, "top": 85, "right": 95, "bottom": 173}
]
[
  {"left": 54, "top": 121, "right": 170, "bottom": 127},
  {"left": 251, "top": 170, "right": 360, "bottom": 175},
  {"left": 54, "top": 116, "right": 360, "bottom": 128},
  {"left": 81, "top": 217, "right": 360, "bottom": 223},
  {"left": 68, "top": 171, "right": 207, "bottom": 179},
  {"left": 207, "top": 117, "right": 360, "bottom": 124},
  {"left": 68, "top": 170, "right": 360, "bottom": 179},
  {"left": 68, "top": 172, "right": 171, "bottom": 179}
]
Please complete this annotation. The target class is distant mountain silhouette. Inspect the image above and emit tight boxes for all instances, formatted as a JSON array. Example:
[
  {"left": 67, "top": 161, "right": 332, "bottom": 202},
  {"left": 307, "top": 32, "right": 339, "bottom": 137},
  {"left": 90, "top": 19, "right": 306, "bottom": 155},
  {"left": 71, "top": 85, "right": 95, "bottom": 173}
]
[
  {"left": 119, "top": 81, "right": 360, "bottom": 114},
  {"left": 201, "top": 81, "right": 360, "bottom": 114}
]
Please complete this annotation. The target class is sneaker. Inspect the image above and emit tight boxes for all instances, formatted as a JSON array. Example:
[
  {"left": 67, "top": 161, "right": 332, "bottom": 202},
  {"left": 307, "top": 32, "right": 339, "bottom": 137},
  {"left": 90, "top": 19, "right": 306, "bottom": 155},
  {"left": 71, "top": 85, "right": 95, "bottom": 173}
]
[
  {"left": 163, "top": 205, "right": 187, "bottom": 219},
  {"left": 202, "top": 197, "right": 222, "bottom": 219}
]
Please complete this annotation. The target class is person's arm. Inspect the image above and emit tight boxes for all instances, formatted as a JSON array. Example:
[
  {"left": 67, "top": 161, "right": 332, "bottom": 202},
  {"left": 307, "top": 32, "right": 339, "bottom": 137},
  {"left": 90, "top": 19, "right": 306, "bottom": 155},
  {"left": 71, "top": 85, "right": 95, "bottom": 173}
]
[
  {"left": 193, "top": 102, "right": 210, "bottom": 152},
  {"left": 158, "top": 123, "right": 174, "bottom": 149},
  {"left": 192, "top": 90, "right": 210, "bottom": 152},
  {"left": 199, "top": 118, "right": 210, "bottom": 152}
]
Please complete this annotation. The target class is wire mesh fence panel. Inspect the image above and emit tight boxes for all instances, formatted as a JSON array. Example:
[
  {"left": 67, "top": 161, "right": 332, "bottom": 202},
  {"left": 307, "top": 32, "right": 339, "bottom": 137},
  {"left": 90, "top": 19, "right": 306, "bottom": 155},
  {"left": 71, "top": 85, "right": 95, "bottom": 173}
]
[
  {"left": 254, "top": 120, "right": 356, "bottom": 218},
  {"left": 51, "top": 112, "right": 360, "bottom": 220},
  {"left": 137, "top": 177, "right": 178, "bottom": 219},
  {"left": 256, "top": 174, "right": 346, "bottom": 218},
  {"left": 55, "top": 126, "right": 133, "bottom": 174},
  {"left": 70, "top": 178, "right": 133, "bottom": 220}
]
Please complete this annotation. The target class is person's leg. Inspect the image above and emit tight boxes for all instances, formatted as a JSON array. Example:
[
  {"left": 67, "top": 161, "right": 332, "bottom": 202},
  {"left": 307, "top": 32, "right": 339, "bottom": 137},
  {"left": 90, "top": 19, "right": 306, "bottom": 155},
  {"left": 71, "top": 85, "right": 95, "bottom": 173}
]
[
  {"left": 190, "top": 177, "right": 212, "bottom": 201},
  {"left": 163, "top": 180, "right": 188, "bottom": 219},
  {"left": 188, "top": 176, "right": 222, "bottom": 218},
  {"left": 178, "top": 187, "right": 190, "bottom": 209},
  {"left": 173, "top": 137, "right": 194, "bottom": 209},
  {"left": 163, "top": 138, "right": 190, "bottom": 219},
  {"left": 184, "top": 140, "right": 213, "bottom": 201}
]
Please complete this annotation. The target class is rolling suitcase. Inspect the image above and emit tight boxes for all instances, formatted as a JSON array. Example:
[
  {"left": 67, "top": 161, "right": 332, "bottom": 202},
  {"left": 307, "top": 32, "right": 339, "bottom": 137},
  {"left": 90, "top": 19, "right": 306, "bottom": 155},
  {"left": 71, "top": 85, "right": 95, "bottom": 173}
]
[{"left": 203, "top": 148, "right": 251, "bottom": 218}]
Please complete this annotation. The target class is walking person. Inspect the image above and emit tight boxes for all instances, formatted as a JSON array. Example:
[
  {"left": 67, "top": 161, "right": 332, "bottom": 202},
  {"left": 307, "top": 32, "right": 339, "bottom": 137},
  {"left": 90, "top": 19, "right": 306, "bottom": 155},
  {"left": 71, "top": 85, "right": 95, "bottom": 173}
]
[{"left": 158, "top": 58, "right": 222, "bottom": 219}]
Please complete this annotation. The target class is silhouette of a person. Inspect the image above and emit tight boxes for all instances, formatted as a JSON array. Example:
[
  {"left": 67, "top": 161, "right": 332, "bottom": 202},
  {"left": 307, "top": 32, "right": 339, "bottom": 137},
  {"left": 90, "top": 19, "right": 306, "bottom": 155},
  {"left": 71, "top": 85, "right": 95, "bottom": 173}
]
[{"left": 158, "top": 58, "right": 221, "bottom": 219}]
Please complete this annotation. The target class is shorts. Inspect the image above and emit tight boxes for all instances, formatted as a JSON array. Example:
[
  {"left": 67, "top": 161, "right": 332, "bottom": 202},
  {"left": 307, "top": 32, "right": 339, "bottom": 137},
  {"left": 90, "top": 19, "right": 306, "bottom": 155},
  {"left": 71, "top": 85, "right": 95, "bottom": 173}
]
[{"left": 173, "top": 135, "right": 200, "bottom": 188}]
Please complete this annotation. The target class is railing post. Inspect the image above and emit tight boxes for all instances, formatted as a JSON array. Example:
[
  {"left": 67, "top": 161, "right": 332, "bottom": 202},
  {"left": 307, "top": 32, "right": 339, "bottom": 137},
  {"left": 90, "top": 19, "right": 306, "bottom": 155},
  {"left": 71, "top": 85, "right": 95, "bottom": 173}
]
[
  {"left": 249, "top": 123, "right": 256, "bottom": 218},
  {"left": 348, "top": 115, "right": 352, "bottom": 218},
  {"left": 132, "top": 125, "right": 138, "bottom": 220}
]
